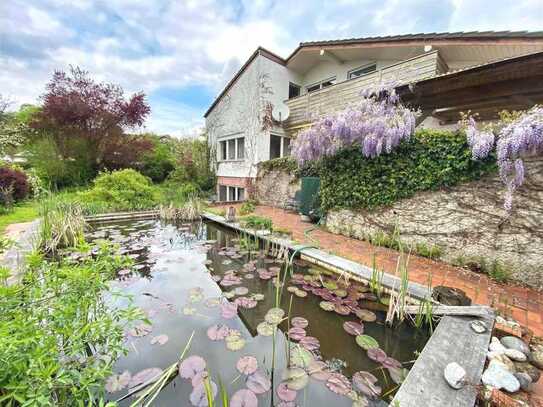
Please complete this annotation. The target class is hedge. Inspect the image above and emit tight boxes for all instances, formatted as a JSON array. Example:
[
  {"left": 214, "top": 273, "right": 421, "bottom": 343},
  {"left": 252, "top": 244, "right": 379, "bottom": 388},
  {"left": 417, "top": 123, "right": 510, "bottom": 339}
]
[{"left": 319, "top": 129, "right": 497, "bottom": 211}]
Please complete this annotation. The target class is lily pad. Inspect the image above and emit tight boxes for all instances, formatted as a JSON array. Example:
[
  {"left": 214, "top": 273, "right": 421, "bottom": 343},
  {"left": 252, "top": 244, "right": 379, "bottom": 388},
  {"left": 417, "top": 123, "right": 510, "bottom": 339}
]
[
  {"left": 225, "top": 331, "right": 246, "bottom": 351},
  {"left": 234, "top": 297, "right": 258, "bottom": 309},
  {"left": 355, "top": 309, "right": 377, "bottom": 322},
  {"left": 323, "top": 281, "right": 338, "bottom": 290},
  {"left": 319, "top": 301, "right": 335, "bottom": 311},
  {"left": 188, "top": 287, "right": 204, "bottom": 303},
  {"left": 326, "top": 373, "right": 351, "bottom": 395},
  {"left": 264, "top": 307, "right": 285, "bottom": 325},
  {"left": 334, "top": 304, "right": 351, "bottom": 315},
  {"left": 308, "top": 360, "right": 331, "bottom": 381},
  {"left": 387, "top": 366, "right": 408, "bottom": 384},
  {"left": 207, "top": 324, "right": 231, "bottom": 341},
  {"left": 256, "top": 321, "right": 275, "bottom": 337},
  {"left": 294, "top": 289, "right": 307, "bottom": 298},
  {"left": 129, "top": 367, "right": 163, "bottom": 389},
  {"left": 382, "top": 356, "right": 402, "bottom": 369},
  {"left": 355, "top": 335, "right": 379, "bottom": 350},
  {"left": 291, "top": 317, "right": 308, "bottom": 328},
  {"left": 343, "top": 321, "right": 364, "bottom": 336},
  {"left": 277, "top": 382, "right": 297, "bottom": 402},
  {"left": 220, "top": 301, "right": 238, "bottom": 319},
  {"left": 290, "top": 345, "right": 314, "bottom": 368},
  {"left": 233, "top": 286, "right": 249, "bottom": 296},
  {"left": 230, "top": 389, "right": 258, "bottom": 407},
  {"left": 366, "top": 348, "right": 387, "bottom": 363},
  {"left": 283, "top": 367, "right": 309, "bottom": 390},
  {"left": 128, "top": 323, "right": 152, "bottom": 337},
  {"left": 105, "top": 370, "right": 131, "bottom": 393},
  {"left": 150, "top": 334, "right": 169, "bottom": 346},
  {"left": 287, "top": 327, "right": 307, "bottom": 341},
  {"left": 246, "top": 370, "right": 271, "bottom": 394},
  {"left": 352, "top": 371, "right": 381, "bottom": 397},
  {"left": 300, "top": 336, "right": 320, "bottom": 351},
  {"left": 179, "top": 355, "right": 206, "bottom": 380},
  {"left": 236, "top": 356, "right": 258, "bottom": 375},
  {"left": 190, "top": 380, "right": 217, "bottom": 406}
]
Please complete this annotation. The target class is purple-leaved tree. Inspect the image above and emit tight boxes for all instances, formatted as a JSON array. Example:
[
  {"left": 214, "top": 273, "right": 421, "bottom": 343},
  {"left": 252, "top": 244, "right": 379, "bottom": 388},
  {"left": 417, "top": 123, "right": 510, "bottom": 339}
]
[
  {"left": 466, "top": 106, "right": 543, "bottom": 212},
  {"left": 291, "top": 84, "right": 418, "bottom": 165}
]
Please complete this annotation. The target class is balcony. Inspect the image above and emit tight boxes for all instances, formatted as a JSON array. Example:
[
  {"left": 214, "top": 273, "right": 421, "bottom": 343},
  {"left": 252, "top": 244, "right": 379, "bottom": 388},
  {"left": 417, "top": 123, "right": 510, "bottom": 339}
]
[{"left": 283, "top": 50, "right": 448, "bottom": 132}]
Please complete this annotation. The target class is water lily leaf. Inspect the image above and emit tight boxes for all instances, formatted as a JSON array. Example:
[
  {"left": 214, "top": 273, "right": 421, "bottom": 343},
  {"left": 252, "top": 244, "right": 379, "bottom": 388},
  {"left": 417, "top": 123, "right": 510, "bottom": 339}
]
[
  {"left": 291, "top": 317, "right": 308, "bottom": 328},
  {"left": 230, "top": 389, "right": 258, "bottom": 407},
  {"left": 326, "top": 373, "right": 351, "bottom": 395},
  {"left": 225, "top": 331, "right": 246, "bottom": 351},
  {"left": 179, "top": 355, "right": 206, "bottom": 379},
  {"left": 234, "top": 297, "right": 257, "bottom": 309},
  {"left": 352, "top": 371, "right": 381, "bottom": 397},
  {"left": 355, "top": 335, "right": 379, "bottom": 350},
  {"left": 128, "top": 323, "right": 152, "bottom": 337},
  {"left": 294, "top": 289, "right": 307, "bottom": 298},
  {"left": 387, "top": 366, "right": 408, "bottom": 384},
  {"left": 264, "top": 307, "right": 285, "bottom": 325},
  {"left": 256, "top": 321, "right": 275, "bottom": 336},
  {"left": 205, "top": 297, "right": 221, "bottom": 308},
  {"left": 233, "top": 286, "right": 249, "bottom": 296},
  {"left": 246, "top": 370, "right": 271, "bottom": 394},
  {"left": 222, "top": 259, "right": 232, "bottom": 265},
  {"left": 129, "top": 367, "right": 163, "bottom": 389},
  {"left": 251, "top": 293, "right": 264, "bottom": 301},
  {"left": 105, "top": 370, "right": 131, "bottom": 393},
  {"left": 299, "top": 336, "right": 320, "bottom": 351},
  {"left": 290, "top": 345, "right": 314, "bottom": 368},
  {"left": 282, "top": 368, "right": 309, "bottom": 390},
  {"left": 322, "top": 281, "right": 338, "bottom": 290},
  {"left": 319, "top": 301, "right": 335, "bottom": 311},
  {"left": 150, "top": 334, "right": 169, "bottom": 346},
  {"left": 366, "top": 348, "right": 387, "bottom": 363},
  {"left": 287, "top": 327, "right": 306, "bottom": 341},
  {"left": 277, "top": 382, "right": 297, "bottom": 402},
  {"left": 207, "top": 324, "right": 231, "bottom": 341},
  {"left": 382, "top": 356, "right": 402, "bottom": 369},
  {"left": 334, "top": 304, "right": 351, "bottom": 315},
  {"left": 287, "top": 286, "right": 298, "bottom": 293},
  {"left": 334, "top": 289, "right": 348, "bottom": 297},
  {"left": 343, "top": 321, "right": 364, "bottom": 336},
  {"left": 190, "top": 380, "right": 217, "bottom": 406},
  {"left": 308, "top": 360, "right": 331, "bottom": 381},
  {"left": 236, "top": 356, "right": 258, "bottom": 375},
  {"left": 355, "top": 309, "right": 377, "bottom": 322},
  {"left": 220, "top": 301, "right": 238, "bottom": 319}
]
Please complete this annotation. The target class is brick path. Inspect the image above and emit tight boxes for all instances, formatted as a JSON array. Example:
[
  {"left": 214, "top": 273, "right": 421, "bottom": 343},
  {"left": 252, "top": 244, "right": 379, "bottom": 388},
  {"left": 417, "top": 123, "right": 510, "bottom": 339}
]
[{"left": 216, "top": 204, "right": 543, "bottom": 398}]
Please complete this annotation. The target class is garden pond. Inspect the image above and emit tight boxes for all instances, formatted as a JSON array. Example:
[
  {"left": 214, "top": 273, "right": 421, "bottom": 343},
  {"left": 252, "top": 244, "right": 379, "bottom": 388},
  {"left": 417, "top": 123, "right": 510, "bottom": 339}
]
[{"left": 84, "top": 218, "right": 430, "bottom": 406}]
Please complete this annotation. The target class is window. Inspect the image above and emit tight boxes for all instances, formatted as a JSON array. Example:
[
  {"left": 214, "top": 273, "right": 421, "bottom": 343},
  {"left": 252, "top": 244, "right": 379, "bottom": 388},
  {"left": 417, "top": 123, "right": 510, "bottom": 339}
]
[
  {"left": 270, "top": 134, "right": 291, "bottom": 159},
  {"left": 288, "top": 82, "right": 301, "bottom": 99},
  {"left": 219, "top": 185, "right": 245, "bottom": 202},
  {"left": 219, "top": 137, "right": 245, "bottom": 161},
  {"left": 306, "top": 77, "right": 336, "bottom": 93},
  {"left": 348, "top": 64, "right": 377, "bottom": 80}
]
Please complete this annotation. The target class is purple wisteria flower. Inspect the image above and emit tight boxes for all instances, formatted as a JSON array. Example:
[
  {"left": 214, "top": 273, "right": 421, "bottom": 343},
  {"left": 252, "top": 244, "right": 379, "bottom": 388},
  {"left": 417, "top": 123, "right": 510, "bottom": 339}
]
[{"left": 292, "top": 84, "right": 419, "bottom": 165}]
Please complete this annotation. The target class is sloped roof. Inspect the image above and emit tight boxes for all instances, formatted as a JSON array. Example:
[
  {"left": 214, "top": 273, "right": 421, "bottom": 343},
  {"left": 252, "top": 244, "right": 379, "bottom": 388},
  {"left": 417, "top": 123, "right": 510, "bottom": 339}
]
[{"left": 205, "top": 31, "right": 543, "bottom": 118}]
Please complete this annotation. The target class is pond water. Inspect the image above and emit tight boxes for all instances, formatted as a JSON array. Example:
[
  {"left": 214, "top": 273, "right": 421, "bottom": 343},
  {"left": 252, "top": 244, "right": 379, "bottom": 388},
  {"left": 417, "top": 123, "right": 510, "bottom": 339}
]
[{"left": 86, "top": 218, "right": 430, "bottom": 406}]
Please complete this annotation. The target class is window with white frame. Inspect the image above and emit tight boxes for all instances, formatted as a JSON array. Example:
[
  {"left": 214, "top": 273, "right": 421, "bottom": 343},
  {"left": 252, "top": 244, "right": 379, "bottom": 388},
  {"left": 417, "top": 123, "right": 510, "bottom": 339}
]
[
  {"left": 219, "top": 136, "right": 245, "bottom": 161},
  {"left": 219, "top": 185, "right": 245, "bottom": 202},
  {"left": 306, "top": 77, "right": 336, "bottom": 93},
  {"left": 348, "top": 63, "right": 377, "bottom": 80},
  {"left": 270, "top": 134, "right": 291, "bottom": 159}
]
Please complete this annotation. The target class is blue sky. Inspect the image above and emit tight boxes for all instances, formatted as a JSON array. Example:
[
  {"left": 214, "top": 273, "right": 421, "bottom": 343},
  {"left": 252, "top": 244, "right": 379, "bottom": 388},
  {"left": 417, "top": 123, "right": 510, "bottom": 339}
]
[{"left": 1, "top": 0, "right": 542, "bottom": 137}]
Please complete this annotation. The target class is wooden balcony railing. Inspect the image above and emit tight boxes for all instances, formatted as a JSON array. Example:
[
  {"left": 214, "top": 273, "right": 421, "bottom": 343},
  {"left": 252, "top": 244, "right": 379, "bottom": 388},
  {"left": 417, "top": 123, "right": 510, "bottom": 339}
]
[{"left": 284, "top": 50, "right": 448, "bottom": 131}]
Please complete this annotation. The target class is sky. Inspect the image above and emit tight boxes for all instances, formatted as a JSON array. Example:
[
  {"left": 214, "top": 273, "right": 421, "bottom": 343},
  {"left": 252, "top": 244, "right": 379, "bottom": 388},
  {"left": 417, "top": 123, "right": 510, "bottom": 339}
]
[{"left": 1, "top": 0, "right": 542, "bottom": 137}]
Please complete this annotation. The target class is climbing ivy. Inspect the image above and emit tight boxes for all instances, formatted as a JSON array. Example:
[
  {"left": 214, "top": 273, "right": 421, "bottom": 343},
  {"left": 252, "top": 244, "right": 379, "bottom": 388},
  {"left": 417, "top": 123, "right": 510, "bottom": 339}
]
[
  {"left": 319, "top": 129, "right": 497, "bottom": 211},
  {"left": 258, "top": 157, "right": 320, "bottom": 178}
]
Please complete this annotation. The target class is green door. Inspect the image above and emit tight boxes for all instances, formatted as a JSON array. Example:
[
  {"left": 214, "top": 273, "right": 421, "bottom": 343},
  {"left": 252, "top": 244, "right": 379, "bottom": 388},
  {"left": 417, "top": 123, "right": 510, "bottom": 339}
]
[{"left": 299, "top": 177, "right": 320, "bottom": 216}]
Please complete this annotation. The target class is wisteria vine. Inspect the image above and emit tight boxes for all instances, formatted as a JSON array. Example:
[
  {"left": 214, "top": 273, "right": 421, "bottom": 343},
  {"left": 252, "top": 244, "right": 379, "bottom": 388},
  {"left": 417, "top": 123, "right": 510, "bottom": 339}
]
[
  {"left": 466, "top": 106, "right": 543, "bottom": 212},
  {"left": 291, "top": 84, "right": 419, "bottom": 165}
]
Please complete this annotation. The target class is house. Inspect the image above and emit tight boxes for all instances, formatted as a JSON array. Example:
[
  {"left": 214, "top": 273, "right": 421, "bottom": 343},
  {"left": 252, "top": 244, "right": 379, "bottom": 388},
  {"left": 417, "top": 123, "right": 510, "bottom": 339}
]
[{"left": 204, "top": 31, "right": 543, "bottom": 202}]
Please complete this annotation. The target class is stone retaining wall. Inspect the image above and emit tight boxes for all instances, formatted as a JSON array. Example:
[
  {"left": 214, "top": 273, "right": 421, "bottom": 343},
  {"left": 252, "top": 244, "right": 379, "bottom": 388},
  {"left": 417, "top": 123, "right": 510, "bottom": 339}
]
[
  {"left": 254, "top": 167, "right": 300, "bottom": 209},
  {"left": 326, "top": 157, "right": 543, "bottom": 289}
]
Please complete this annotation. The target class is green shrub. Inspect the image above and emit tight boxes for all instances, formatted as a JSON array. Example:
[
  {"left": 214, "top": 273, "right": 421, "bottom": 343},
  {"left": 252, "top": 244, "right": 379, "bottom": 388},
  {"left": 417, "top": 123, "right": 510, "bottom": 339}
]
[
  {"left": 414, "top": 242, "right": 443, "bottom": 260},
  {"left": 80, "top": 169, "right": 156, "bottom": 211},
  {"left": 140, "top": 141, "right": 176, "bottom": 182},
  {"left": 239, "top": 200, "right": 256, "bottom": 216},
  {"left": 320, "top": 129, "right": 496, "bottom": 211},
  {"left": 0, "top": 166, "right": 30, "bottom": 203},
  {"left": 241, "top": 215, "right": 273, "bottom": 231}
]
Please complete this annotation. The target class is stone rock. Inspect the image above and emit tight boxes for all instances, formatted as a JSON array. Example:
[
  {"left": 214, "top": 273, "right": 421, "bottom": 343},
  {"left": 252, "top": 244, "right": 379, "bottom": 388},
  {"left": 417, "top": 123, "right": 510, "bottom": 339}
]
[
  {"left": 432, "top": 285, "right": 472, "bottom": 306},
  {"left": 486, "top": 352, "right": 515, "bottom": 373},
  {"left": 528, "top": 343, "right": 543, "bottom": 369},
  {"left": 504, "top": 348, "right": 527, "bottom": 362},
  {"left": 489, "top": 337, "right": 507, "bottom": 353},
  {"left": 513, "top": 372, "right": 532, "bottom": 392},
  {"left": 470, "top": 320, "right": 487, "bottom": 334},
  {"left": 444, "top": 362, "right": 466, "bottom": 389},
  {"left": 481, "top": 360, "right": 520, "bottom": 393},
  {"left": 500, "top": 336, "right": 530, "bottom": 356},
  {"left": 513, "top": 361, "right": 541, "bottom": 383}
]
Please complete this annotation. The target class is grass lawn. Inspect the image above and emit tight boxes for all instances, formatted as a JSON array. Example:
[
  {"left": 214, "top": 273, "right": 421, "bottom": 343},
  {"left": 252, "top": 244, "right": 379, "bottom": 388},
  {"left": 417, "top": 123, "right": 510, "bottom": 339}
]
[{"left": 0, "top": 201, "right": 40, "bottom": 235}]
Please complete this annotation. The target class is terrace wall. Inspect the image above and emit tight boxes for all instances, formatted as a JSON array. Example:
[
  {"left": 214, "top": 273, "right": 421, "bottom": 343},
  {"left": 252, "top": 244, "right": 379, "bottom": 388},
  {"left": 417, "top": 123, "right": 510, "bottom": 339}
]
[
  {"left": 325, "top": 157, "right": 543, "bottom": 289},
  {"left": 254, "top": 166, "right": 300, "bottom": 209}
]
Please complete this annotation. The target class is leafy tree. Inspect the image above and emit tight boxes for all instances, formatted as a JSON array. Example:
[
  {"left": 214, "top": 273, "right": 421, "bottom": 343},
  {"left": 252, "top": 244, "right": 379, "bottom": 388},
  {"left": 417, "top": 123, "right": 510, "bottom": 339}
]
[{"left": 31, "top": 66, "right": 150, "bottom": 176}]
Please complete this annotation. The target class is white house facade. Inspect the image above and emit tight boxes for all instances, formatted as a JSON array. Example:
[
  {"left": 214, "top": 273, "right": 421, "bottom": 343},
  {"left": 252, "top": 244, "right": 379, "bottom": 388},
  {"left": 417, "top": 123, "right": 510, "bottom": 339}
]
[{"left": 204, "top": 32, "right": 543, "bottom": 202}]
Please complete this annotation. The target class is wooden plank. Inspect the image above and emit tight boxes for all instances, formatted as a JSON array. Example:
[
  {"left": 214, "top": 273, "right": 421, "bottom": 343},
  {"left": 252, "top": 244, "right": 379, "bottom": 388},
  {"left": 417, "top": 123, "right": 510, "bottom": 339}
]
[{"left": 392, "top": 314, "right": 494, "bottom": 407}]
